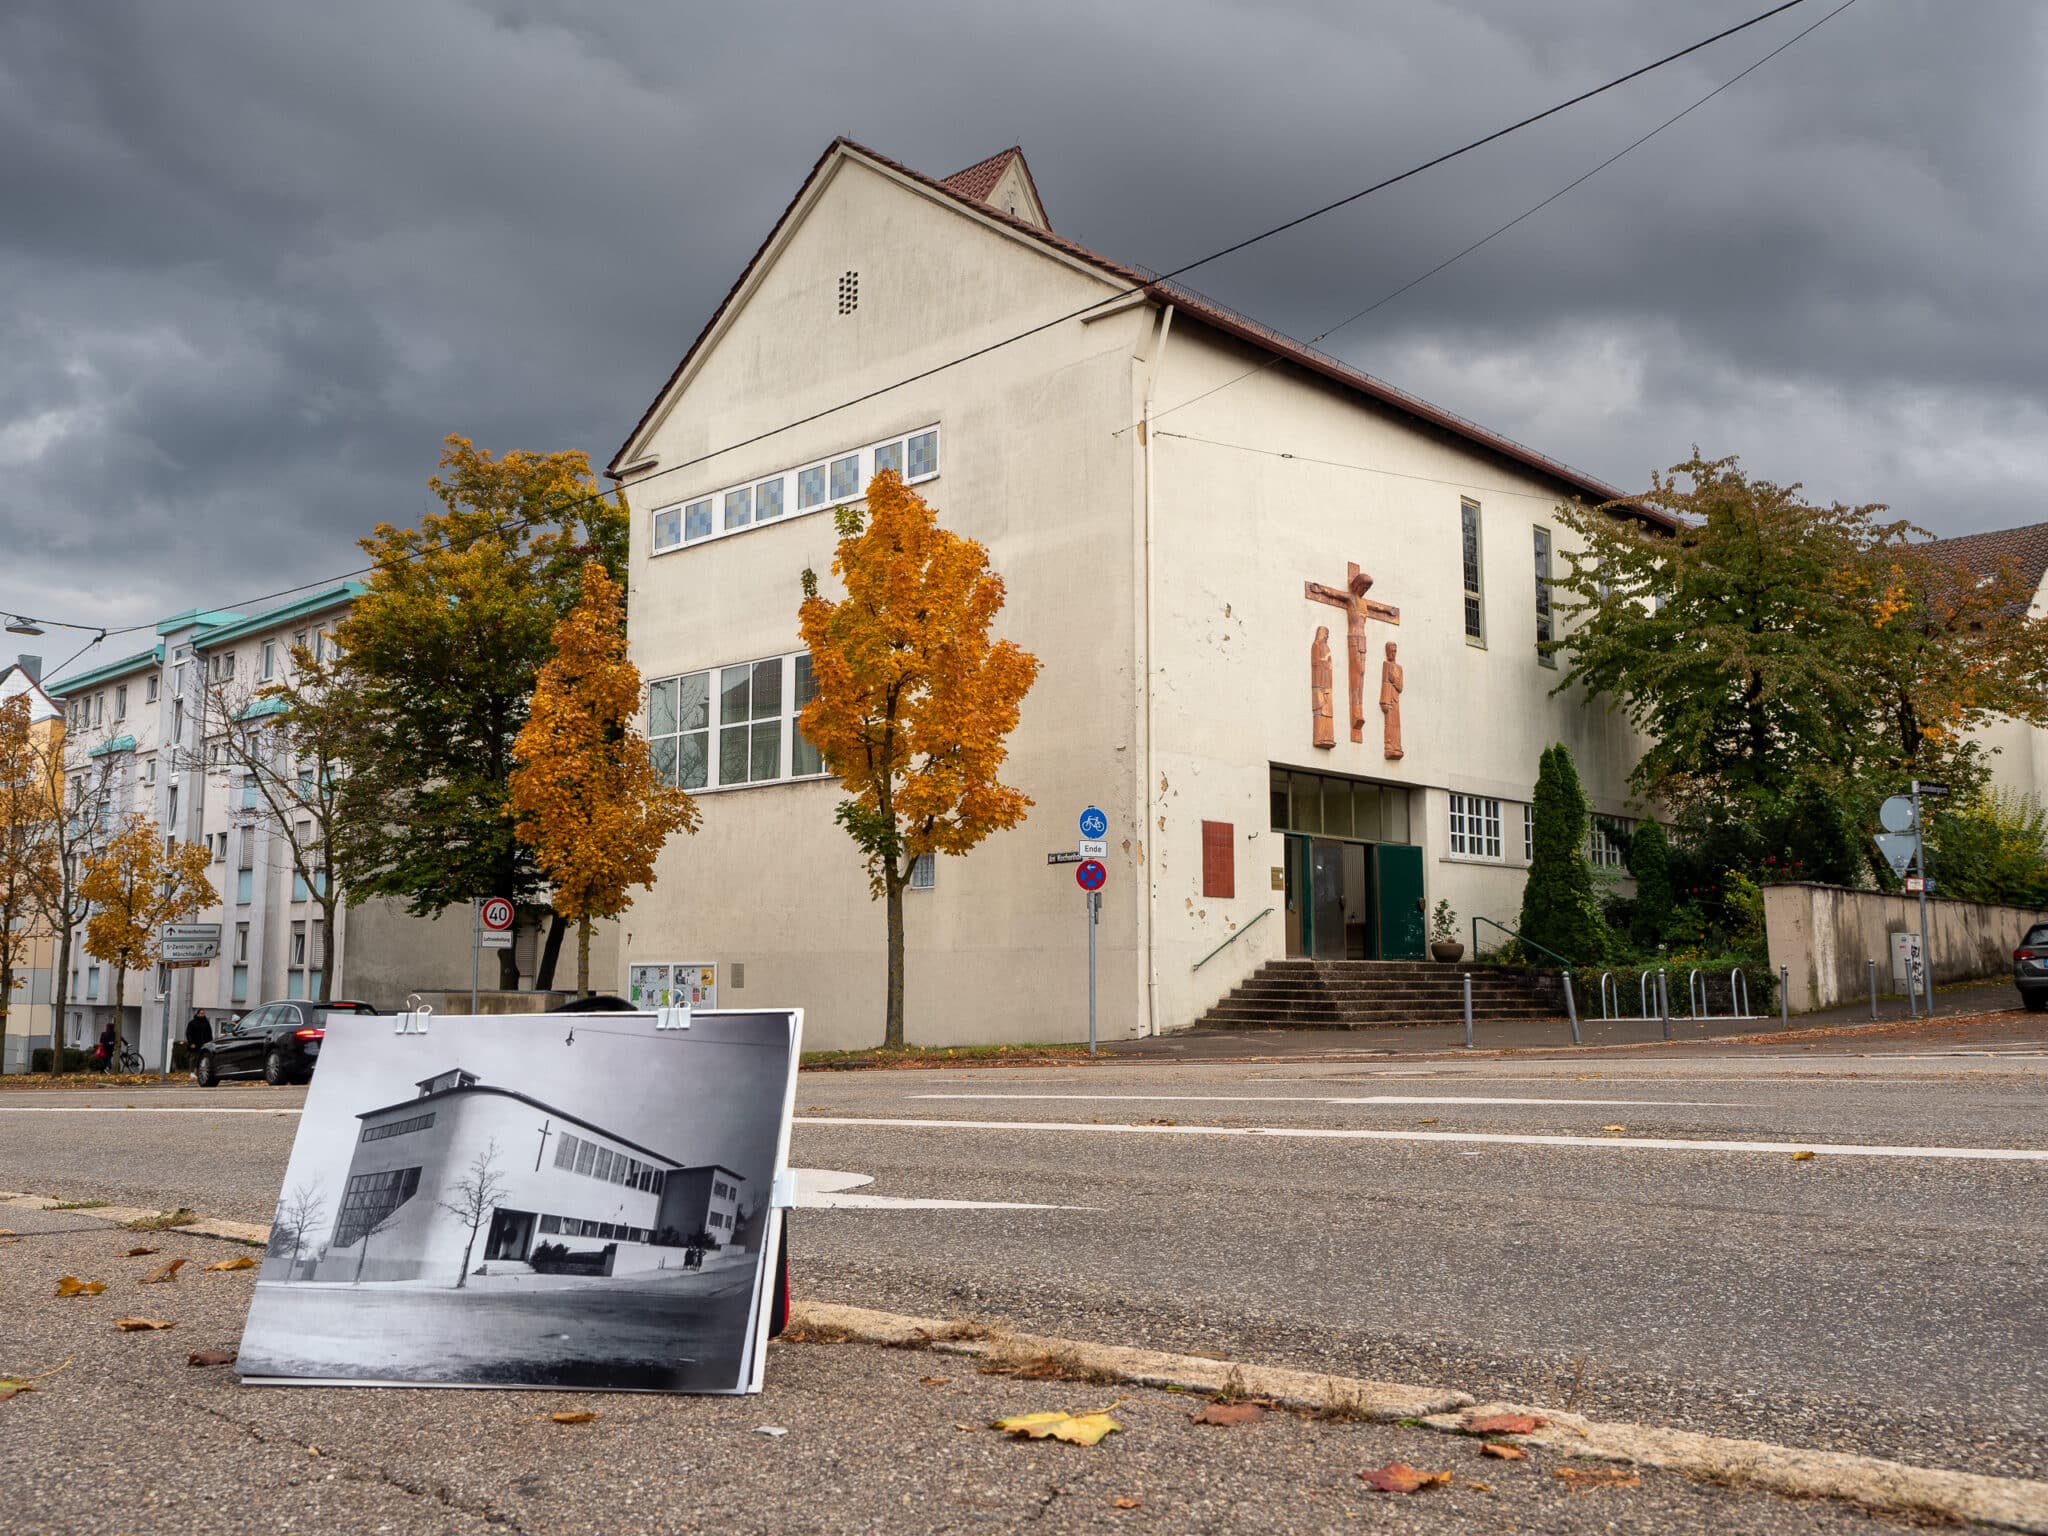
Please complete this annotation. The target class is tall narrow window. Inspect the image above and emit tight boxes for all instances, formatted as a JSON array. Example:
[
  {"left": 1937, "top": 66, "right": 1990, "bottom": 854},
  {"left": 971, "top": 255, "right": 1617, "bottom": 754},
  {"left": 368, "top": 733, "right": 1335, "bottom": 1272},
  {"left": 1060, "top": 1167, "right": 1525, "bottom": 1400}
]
[
  {"left": 114, "top": 684, "right": 127, "bottom": 719},
  {"left": 262, "top": 641, "right": 276, "bottom": 680},
  {"left": 1533, "top": 526, "right": 1555, "bottom": 666},
  {"left": 791, "top": 654, "right": 823, "bottom": 776},
  {"left": 1461, "top": 500, "right": 1485, "bottom": 644}
]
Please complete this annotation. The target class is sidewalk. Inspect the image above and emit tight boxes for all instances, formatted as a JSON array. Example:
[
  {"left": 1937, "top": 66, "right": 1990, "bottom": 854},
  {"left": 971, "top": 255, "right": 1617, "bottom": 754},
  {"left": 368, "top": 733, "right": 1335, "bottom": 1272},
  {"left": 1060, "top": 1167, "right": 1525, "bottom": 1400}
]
[
  {"left": 0, "top": 1202, "right": 1995, "bottom": 1535},
  {"left": 1106, "top": 978, "right": 2032, "bottom": 1061}
]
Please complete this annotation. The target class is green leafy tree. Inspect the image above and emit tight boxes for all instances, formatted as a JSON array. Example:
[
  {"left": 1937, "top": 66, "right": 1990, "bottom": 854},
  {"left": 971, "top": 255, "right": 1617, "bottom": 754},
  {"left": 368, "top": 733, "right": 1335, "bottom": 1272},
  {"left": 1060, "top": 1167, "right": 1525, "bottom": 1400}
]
[
  {"left": 1553, "top": 453, "right": 1899, "bottom": 817},
  {"left": 1927, "top": 791, "right": 2048, "bottom": 908},
  {"left": 326, "top": 436, "right": 627, "bottom": 988},
  {"left": 1518, "top": 744, "right": 1604, "bottom": 965},
  {"left": 1624, "top": 817, "right": 1675, "bottom": 949}
]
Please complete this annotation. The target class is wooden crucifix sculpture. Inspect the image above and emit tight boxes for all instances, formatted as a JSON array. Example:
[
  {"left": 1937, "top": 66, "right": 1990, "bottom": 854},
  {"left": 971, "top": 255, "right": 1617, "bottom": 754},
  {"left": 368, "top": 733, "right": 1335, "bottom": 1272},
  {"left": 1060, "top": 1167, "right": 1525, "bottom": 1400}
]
[{"left": 1304, "top": 562, "right": 1401, "bottom": 751}]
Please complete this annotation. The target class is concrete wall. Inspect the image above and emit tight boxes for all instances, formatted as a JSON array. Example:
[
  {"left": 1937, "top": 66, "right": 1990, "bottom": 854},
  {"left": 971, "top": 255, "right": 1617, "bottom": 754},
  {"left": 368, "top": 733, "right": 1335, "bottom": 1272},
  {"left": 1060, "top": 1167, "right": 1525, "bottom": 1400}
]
[
  {"left": 1763, "top": 881, "right": 2045, "bottom": 1012},
  {"left": 1143, "top": 320, "right": 1650, "bottom": 1027}
]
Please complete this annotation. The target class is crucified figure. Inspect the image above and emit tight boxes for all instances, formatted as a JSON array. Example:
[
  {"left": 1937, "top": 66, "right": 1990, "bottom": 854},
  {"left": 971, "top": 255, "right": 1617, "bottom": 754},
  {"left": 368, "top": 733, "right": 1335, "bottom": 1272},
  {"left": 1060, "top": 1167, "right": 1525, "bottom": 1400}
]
[{"left": 1304, "top": 562, "right": 1400, "bottom": 743}]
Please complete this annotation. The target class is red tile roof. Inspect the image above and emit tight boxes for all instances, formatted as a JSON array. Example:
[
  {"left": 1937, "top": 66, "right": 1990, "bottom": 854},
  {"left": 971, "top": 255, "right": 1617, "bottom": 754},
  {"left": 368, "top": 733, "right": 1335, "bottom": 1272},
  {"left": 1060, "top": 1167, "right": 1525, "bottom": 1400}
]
[
  {"left": 608, "top": 138, "right": 1666, "bottom": 527},
  {"left": 941, "top": 147, "right": 1020, "bottom": 203},
  {"left": 1919, "top": 522, "right": 2048, "bottom": 586}
]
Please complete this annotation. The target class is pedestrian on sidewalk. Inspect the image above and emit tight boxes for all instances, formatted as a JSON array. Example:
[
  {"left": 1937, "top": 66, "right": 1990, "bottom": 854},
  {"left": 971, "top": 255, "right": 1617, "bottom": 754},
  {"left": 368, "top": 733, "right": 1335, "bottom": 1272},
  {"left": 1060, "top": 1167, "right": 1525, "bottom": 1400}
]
[
  {"left": 184, "top": 1011, "right": 213, "bottom": 1051},
  {"left": 93, "top": 1023, "right": 117, "bottom": 1072}
]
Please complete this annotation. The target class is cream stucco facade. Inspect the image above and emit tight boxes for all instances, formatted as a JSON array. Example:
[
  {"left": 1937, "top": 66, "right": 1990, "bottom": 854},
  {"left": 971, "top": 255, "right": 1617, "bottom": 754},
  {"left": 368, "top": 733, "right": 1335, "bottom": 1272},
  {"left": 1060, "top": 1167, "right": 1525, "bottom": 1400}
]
[{"left": 611, "top": 142, "right": 1656, "bottom": 1050}]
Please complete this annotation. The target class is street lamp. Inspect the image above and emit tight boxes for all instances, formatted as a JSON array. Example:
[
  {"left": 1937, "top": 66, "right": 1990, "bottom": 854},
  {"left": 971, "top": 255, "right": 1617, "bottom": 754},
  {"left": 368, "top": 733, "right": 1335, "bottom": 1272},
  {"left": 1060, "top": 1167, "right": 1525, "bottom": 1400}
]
[{"left": 5, "top": 615, "right": 43, "bottom": 636}]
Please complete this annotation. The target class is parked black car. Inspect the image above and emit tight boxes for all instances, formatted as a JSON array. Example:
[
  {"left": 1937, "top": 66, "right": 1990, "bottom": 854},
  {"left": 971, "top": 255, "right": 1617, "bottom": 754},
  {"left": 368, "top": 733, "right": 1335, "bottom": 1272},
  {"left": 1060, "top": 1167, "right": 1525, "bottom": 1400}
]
[
  {"left": 193, "top": 999, "right": 381, "bottom": 1086},
  {"left": 2014, "top": 925, "right": 2048, "bottom": 1012}
]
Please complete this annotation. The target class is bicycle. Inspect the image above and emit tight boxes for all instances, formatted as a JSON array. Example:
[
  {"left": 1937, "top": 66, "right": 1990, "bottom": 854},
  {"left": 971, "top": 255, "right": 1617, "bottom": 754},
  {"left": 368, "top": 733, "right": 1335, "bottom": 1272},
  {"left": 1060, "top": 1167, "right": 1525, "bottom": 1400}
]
[{"left": 104, "top": 1044, "right": 144, "bottom": 1073}]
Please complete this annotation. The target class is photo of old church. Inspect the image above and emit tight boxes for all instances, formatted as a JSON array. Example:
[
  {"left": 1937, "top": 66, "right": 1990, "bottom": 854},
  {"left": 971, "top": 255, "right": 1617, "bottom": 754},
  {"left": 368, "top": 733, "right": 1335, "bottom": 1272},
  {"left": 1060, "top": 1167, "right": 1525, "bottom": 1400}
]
[{"left": 237, "top": 1009, "right": 801, "bottom": 1395}]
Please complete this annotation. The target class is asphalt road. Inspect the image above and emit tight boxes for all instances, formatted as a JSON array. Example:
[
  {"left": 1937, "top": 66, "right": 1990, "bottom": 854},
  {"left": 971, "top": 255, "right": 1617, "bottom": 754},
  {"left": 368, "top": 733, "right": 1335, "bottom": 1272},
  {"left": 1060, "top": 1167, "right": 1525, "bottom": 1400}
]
[
  {"left": 4, "top": 1206, "right": 1937, "bottom": 1536},
  {"left": 4, "top": 1022, "right": 2044, "bottom": 1493}
]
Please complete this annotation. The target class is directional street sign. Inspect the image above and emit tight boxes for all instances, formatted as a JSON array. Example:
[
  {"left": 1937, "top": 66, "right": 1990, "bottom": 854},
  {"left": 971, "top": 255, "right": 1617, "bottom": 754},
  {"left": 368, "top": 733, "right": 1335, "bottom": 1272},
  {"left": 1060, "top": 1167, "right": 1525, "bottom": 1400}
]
[
  {"left": 1872, "top": 832, "right": 1918, "bottom": 878},
  {"left": 1078, "top": 839, "right": 1108, "bottom": 858},
  {"left": 161, "top": 922, "right": 221, "bottom": 944},
  {"left": 1079, "top": 806, "right": 1108, "bottom": 841},
  {"left": 1076, "top": 859, "right": 1106, "bottom": 891},
  {"left": 480, "top": 897, "right": 516, "bottom": 932},
  {"left": 159, "top": 939, "right": 219, "bottom": 962},
  {"left": 1913, "top": 781, "right": 1951, "bottom": 800},
  {"left": 1047, "top": 851, "right": 1083, "bottom": 865}
]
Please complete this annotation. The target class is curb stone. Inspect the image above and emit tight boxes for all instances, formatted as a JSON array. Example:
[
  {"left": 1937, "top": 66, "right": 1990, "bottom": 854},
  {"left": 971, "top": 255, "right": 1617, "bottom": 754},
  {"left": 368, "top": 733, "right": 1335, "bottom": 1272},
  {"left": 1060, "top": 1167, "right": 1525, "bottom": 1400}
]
[
  {"left": 1, "top": 1191, "right": 269, "bottom": 1246},
  {"left": 789, "top": 1302, "right": 2048, "bottom": 1534}
]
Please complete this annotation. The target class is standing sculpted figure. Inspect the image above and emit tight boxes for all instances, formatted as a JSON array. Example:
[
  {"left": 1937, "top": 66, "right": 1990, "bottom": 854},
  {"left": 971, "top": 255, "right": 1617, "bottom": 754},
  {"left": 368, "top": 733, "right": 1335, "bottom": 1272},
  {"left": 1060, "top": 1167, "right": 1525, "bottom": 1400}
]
[
  {"left": 1310, "top": 626, "right": 1335, "bottom": 749},
  {"left": 1379, "top": 640, "right": 1405, "bottom": 760}
]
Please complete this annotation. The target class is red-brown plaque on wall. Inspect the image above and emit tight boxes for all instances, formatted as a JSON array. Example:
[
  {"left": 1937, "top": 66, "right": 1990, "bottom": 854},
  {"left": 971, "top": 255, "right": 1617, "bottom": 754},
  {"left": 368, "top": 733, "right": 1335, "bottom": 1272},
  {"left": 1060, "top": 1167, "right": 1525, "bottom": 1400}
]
[{"left": 1201, "top": 820, "right": 1235, "bottom": 900}]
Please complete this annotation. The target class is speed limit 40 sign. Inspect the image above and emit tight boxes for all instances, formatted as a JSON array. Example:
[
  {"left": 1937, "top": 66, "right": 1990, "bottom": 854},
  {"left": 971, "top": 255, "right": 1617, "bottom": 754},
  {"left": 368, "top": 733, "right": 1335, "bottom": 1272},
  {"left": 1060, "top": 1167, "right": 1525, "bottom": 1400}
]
[{"left": 479, "top": 897, "right": 515, "bottom": 932}]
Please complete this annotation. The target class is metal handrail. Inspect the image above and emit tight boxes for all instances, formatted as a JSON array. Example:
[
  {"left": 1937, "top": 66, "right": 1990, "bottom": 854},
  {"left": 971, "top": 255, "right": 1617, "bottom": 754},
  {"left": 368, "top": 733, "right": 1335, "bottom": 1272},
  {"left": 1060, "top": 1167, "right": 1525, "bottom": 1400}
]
[
  {"left": 1471, "top": 915, "right": 1573, "bottom": 972},
  {"left": 1192, "top": 907, "right": 1275, "bottom": 971}
]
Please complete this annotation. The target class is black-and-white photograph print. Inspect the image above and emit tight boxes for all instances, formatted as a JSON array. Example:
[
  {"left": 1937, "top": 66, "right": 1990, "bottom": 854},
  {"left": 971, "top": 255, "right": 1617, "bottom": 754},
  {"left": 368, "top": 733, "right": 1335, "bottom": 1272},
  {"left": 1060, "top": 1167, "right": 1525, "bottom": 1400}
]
[{"left": 236, "top": 1008, "right": 801, "bottom": 1394}]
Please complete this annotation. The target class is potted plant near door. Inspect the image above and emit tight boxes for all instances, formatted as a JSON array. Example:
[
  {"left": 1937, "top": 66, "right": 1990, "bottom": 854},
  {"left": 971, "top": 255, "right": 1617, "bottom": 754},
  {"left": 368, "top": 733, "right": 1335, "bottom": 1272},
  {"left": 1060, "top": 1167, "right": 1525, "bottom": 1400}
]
[{"left": 1429, "top": 899, "right": 1464, "bottom": 963}]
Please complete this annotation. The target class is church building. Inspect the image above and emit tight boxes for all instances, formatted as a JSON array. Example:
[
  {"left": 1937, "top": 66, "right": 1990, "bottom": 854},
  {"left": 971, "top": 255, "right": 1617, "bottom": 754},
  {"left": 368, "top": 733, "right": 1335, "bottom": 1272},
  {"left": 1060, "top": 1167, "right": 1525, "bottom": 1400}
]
[{"left": 609, "top": 140, "right": 1661, "bottom": 1049}]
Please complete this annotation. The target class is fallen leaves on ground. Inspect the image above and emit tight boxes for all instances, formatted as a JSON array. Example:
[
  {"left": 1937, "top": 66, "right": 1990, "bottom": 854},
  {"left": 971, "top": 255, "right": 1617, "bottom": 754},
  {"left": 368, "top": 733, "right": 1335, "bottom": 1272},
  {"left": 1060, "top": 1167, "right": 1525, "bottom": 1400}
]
[
  {"left": 1791, "top": 1150, "right": 1816, "bottom": 1161},
  {"left": 54, "top": 1276, "right": 106, "bottom": 1297},
  {"left": 754, "top": 1426, "right": 788, "bottom": 1438},
  {"left": 0, "top": 1228, "right": 15, "bottom": 1236},
  {"left": 0, "top": 1358, "right": 72, "bottom": 1401},
  {"left": 113, "top": 1317, "right": 176, "bottom": 1331},
  {"left": 1600, "top": 1125, "right": 1627, "bottom": 1134},
  {"left": 1417, "top": 1117, "right": 1438, "bottom": 1125},
  {"left": 141, "top": 1258, "right": 187, "bottom": 1284},
  {"left": 1190, "top": 1402, "right": 1266, "bottom": 1426},
  {"left": 118, "top": 1247, "right": 159, "bottom": 1258},
  {"left": 202, "top": 1256, "right": 255, "bottom": 1272},
  {"left": 187, "top": 1350, "right": 238, "bottom": 1368},
  {"left": 1481, "top": 1442, "right": 1528, "bottom": 1461},
  {"left": 993, "top": 1406, "right": 1123, "bottom": 1446},
  {"left": 1360, "top": 1463, "right": 1452, "bottom": 1493},
  {"left": 1111, "top": 1497, "right": 1142, "bottom": 1509},
  {"left": 919, "top": 1376, "right": 950, "bottom": 1387},
  {"left": 539, "top": 1411, "right": 601, "bottom": 1424},
  {"left": 1465, "top": 1412, "right": 1547, "bottom": 1436},
  {"left": 1554, "top": 1464, "right": 1640, "bottom": 1490}
]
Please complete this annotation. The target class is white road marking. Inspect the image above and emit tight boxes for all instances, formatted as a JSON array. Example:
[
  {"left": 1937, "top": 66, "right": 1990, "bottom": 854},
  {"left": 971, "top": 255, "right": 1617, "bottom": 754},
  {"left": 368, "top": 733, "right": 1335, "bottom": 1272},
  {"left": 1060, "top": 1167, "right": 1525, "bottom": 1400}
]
[
  {"left": 796, "top": 1115, "right": 2048, "bottom": 1163},
  {"left": 916, "top": 1093, "right": 1745, "bottom": 1108},
  {"left": 0, "top": 1105, "right": 302, "bottom": 1114},
  {"left": 792, "top": 1167, "right": 1090, "bottom": 1212}
]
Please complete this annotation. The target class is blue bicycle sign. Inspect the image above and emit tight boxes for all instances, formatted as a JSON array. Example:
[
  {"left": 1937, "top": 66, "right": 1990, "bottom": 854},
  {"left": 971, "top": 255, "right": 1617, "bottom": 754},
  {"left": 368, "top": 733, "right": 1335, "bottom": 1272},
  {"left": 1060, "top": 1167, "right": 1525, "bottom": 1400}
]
[{"left": 1079, "top": 806, "right": 1108, "bottom": 840}]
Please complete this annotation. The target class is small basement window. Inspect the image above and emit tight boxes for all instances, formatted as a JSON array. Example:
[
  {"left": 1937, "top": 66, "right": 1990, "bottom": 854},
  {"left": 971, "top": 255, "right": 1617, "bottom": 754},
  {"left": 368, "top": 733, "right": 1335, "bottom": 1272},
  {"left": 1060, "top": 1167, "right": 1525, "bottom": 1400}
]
[{"left": 838, "top": 270, "right": 859, "bottom": 314}]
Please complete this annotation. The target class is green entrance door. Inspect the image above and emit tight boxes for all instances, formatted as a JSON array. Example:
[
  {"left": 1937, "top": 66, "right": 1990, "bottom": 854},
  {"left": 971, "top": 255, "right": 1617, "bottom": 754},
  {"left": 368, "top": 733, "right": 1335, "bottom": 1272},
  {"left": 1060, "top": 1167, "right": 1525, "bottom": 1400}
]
[{"left": 1373, "top": 843, "right": 1426, "bottom": 960}]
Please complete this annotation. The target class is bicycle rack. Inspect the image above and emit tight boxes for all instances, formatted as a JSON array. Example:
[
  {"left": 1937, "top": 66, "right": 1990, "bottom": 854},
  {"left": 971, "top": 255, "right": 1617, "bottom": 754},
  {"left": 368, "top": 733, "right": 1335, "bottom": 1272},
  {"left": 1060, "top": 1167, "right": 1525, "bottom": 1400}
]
[
  {"left": 1730, "top": 967, "right": 1751, "bottom": 1018},
  {"left": 1687, "top": 968, "right": 1707, "bottom": 1020}
]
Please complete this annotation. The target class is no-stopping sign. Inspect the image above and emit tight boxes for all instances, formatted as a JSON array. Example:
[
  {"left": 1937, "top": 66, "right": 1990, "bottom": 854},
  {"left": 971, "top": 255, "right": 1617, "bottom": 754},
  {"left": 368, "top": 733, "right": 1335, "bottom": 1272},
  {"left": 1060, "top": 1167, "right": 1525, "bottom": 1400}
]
[
  {"left": 480, "top": 897, "right": 515, "bottom": 931},
  {"left": 1075, "top": 859, "right": 1106, "bottom": 892}
]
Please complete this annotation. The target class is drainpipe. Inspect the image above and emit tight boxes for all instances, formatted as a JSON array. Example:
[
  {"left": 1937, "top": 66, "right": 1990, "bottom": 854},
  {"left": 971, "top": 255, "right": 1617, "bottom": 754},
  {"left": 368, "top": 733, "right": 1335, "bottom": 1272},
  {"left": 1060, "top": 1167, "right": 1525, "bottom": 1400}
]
[{"left": 1140, "top": 304, "right": 1174, "bottom": 1036}]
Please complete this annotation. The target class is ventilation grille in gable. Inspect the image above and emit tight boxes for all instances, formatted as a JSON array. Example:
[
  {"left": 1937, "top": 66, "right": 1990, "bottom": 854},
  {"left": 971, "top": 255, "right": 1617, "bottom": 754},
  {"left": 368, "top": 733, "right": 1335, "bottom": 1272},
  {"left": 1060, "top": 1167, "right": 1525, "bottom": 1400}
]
[{"left": 838, "top": 270, "right": 859, "bottom": 315}]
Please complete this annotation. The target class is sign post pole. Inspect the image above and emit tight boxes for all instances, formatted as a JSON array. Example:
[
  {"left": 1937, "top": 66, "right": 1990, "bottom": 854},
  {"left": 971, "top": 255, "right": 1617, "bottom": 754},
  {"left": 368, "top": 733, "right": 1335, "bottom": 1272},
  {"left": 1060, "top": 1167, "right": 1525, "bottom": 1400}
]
[
  {"left": 1911, "top": 781, "right": 1932, "bottom": 1016},
  {"left": 1086, "top": 889, "right": 1098, "bottom": 1056},
  {"left": 471, "top": 898, "right": 480, "bottom": 1015}
]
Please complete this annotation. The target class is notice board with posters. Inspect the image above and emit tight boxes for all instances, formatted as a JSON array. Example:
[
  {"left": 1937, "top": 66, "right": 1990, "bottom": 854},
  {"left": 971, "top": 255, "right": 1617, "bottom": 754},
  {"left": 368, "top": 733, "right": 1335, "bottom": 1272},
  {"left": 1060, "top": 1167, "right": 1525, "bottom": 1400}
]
[
  {"left": 236, "top": 1007, "right": 799, "bottom": 1394},
  {"left": 628, "top": 962, "right": 718, "bottom": 1009}
]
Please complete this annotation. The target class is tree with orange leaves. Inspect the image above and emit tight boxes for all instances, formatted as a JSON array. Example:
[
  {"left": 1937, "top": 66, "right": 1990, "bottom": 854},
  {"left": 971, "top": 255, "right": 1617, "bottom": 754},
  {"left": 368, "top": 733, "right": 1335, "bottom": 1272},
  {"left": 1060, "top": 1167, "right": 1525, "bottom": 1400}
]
[
  {"left": 508, "top": 562, "right": 699, "bottom": 993},
  {"left": 80, "top": 815, "right": 216, "bottom": 1066},
  {"left": 799, "top": 472, "right": 1039, "bottom": 1048}
]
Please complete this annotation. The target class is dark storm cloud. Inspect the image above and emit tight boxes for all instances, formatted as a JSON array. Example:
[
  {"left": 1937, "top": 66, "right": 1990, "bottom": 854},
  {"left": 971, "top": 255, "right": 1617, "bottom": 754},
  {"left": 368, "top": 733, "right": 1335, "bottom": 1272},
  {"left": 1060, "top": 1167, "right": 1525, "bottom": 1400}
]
[{"left": 3, "top": 0, "right": 2042, "bottom": 659}]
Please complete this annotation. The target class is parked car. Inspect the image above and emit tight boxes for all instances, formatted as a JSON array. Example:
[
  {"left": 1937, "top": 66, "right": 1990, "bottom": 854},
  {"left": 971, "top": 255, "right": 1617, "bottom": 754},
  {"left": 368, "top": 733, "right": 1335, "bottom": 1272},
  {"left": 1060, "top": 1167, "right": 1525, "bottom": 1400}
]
[
  {"left": 193, "top": 999, "right": 381, "bottom": 1086},
  {"left": 2014, "top": 925, "right": 2048, "bottom": 1012}
]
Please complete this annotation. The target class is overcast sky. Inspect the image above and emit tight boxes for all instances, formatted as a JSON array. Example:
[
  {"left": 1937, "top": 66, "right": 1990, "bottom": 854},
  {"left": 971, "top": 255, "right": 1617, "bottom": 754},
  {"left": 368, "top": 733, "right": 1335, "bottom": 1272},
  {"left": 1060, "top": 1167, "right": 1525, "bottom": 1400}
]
[{"left": 5, "top": 1, "right": 2042, "bottom": 667}]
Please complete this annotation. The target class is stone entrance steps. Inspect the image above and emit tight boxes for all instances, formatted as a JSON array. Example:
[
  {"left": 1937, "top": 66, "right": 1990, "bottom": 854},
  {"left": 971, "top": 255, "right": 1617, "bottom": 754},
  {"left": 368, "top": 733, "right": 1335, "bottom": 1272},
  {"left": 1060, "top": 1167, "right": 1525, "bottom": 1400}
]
[{"left": 1198, "top": 958, "right": 1565, "bottom": 1031}]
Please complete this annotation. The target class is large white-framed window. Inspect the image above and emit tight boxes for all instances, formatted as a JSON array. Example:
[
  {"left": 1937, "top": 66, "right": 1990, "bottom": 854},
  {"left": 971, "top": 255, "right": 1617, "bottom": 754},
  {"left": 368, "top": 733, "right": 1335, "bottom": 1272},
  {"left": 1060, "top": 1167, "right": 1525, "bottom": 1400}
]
[
  {"left": 649, "top": 425, "right": 941, "bottom": 556},
  {"left": 646, "top": 652, "right": 830, "bottom": 793},
  {"left": 1447, "top": 793, "right": 1503, "bottom": 861},
  {"left": 1461, "top": 500, "right": 1485, "bottom": 645}
]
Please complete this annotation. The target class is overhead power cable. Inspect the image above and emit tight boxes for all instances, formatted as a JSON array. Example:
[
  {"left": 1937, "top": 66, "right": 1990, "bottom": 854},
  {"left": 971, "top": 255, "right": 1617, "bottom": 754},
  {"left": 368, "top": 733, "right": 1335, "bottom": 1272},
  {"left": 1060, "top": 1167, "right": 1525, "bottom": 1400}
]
[
  {"left": 1135, "top": 0, "right": 1862, "bottom": 432},
  {"left": 34, "top": 0, "right": 1818, "bottom": 677}
]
